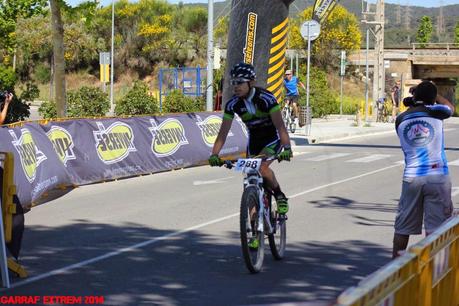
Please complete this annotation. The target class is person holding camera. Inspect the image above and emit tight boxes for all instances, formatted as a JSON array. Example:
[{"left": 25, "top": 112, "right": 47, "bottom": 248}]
[
  {"left": 392, "top": 80, "right": 456, "bottom": 258},
  {"left": 0, "top": 92, "right": 13, "bottom": 125}
]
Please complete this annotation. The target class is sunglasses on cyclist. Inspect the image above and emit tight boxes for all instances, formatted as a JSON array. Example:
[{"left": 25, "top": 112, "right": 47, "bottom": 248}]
[{"left": 231, "top": 78, "right": 250, "bottom": 86}]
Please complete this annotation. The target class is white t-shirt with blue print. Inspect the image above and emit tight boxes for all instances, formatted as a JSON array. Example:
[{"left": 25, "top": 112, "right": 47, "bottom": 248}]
[{"left": 395, "top": 104, "right": 452, "bottom": 178}]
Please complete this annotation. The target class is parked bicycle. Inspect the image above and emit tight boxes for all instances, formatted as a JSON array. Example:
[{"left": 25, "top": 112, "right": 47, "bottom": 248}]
[
  {"left": 376, "top": 97, "right": 390, "bottom": 123},
  {"left": 281, "top": 100, "right": 296, "bottom": 133},
  {"left": 224, "top": 156, "right": 287, "bottom": 273}
]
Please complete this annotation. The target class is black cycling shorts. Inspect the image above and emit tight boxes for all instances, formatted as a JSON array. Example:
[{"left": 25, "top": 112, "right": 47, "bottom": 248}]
[
  {"left": 286, "top": 95, "right": 299, "bottom": 104},
  {"left": 248, "top": 137, "right": 281, "bottom": 157}
]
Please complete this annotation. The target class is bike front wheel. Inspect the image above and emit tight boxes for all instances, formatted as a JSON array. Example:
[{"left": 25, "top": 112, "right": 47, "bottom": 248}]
[
  {"left": 268, "top": 212, "right": 286, "bottom": 260},
  {"left": 289, "top": 121, "right": 296, "bottom": 134},
  {"left": 240, "top": 186, "right": 264, "bottom": 273}
]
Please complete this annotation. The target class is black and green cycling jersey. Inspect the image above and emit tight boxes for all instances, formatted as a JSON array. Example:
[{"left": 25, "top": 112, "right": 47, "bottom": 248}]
[{"left": 224, "top": 87, "right": 281, "bottom": 155}]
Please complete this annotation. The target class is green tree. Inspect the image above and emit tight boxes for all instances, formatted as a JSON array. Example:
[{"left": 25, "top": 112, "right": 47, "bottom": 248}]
[
  {"left": 416, "top": 16, "right": 433, "bottom": 48},
  {"left": 214, "top": 16, "right": 228, "bottom": 47},
  {"left": 50, "top": 0, "right": 66, "bottom": 117},
  {"left": 455, "top": 20, "right": 459, "bottom": 44},
  {"left": 0, "top": 0, "right": 47, "bottom": 62},
  {"left": 181, "top": 6, "right": 207, "bottom": 58},
  {"left": 289, "top": 5, "right": 361, "bottom": 70}
]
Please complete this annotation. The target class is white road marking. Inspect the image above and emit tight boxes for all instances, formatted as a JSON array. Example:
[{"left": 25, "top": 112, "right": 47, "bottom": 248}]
[
  {"left": 8, "top": 213, "right": 240, "bottom": 289},
  {"left": 448, "top": 159, "right": 459, "bottom": 166},
  {"left": 289, "top": 163, "right": 402, "bottom": 199},
  {"left": 7, "top": 162, "right": 404, "bottom": 289},
  {"left": 305, "top": 153, "right": 351, "bottom": 162},
  {"left": 193, "top": 177, "right": 233, "bottom": 186},
  {"left": 346, "top": 154, "right": 391, "bottom": 163},
  {"left": 451, "top": 187, "right": 459, "bottom": 198}
]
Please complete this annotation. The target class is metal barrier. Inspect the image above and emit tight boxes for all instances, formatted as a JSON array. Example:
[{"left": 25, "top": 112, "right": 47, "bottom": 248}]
[
  {"left": 335, "top": 216, "right": 459, "bottom": 306},
  {"left": 299, "top": 106, "right": 312, "bottom": 127},
  {"left": 335, "top": 253, "right": 419, "bottom": 306},
  {"left": 410, "top": 217, "right": 459, "bottom": 306}
]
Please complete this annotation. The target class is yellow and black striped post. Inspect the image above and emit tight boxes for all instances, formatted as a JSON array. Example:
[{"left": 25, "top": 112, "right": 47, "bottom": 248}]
[{"left": 223, "top": 0, "right": 293, "bottom": 104}]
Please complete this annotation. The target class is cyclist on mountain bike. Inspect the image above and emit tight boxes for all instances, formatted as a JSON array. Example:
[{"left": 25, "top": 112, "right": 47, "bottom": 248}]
[
  {"left": 283, "top": 69, "right": 306, "bottom": 124},
  {"left": 208, "top": 62, "right": 292, "bottom": 215}
]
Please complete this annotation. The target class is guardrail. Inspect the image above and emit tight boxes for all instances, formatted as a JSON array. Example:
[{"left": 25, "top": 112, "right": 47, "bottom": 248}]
[
  {"left": 335, "top": 216, "right": 459, "bottom": 306},
  {"left": 411, "top": 43, "right": 459, "bottom": 51}
]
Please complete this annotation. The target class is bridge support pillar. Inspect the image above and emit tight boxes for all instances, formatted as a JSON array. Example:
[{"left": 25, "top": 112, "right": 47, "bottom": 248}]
[{"left": 432, "top": 78, "right": 457, "bottom": 105}]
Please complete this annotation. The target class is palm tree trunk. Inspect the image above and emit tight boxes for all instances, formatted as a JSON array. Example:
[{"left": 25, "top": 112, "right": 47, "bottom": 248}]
[{"left": 49, "top": 0, "right": 66, "bottom": 117}]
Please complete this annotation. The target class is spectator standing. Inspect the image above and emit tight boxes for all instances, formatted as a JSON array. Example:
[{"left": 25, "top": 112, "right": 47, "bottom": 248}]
[
  {"left": 391, "top": 80, "right": 401, "bottom": 122},
  {"left": 392, "top": 81, "right": 456, "bottom": 258}
]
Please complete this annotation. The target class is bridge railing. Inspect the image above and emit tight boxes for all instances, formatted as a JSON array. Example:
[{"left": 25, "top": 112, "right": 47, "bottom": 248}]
[{"left": 411, "top": 42, "right": 459, "bottom": 51}]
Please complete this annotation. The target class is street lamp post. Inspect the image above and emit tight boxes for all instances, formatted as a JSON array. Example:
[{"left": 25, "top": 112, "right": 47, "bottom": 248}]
[
  {"left": 206, "top": 0, "right": 214, "bottom": 111},
  {"left": 110, "top": 0, "right": 115, "bottom": 115}
]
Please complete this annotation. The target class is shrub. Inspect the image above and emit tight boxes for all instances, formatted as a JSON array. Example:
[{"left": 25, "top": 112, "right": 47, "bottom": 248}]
[
  {"left": 38, "top": 101, "right": 57, "bottom": 119},
  {"left": 162, "top": 90, "right": 203, "bottom": 113},
  {"left": 19, "top": 82, "right": 40, "bottom": 102},
  {"left": 0, "top": 65, "right": 17, "bottom": 90},
  {"left": 39, "top": 86, "right": 109, "bottom": 119},
  {"left": 67, "top": 86, "right": 110, "bottom": 117},
  {"left": 115, "top": 81, "right": 159, "bottom": 116},
  {"left": 34, "top": 63, "right": 51, "bottom": 84},
  {"left": 298, "top": 66, "right": 338, "bottom": 118}
]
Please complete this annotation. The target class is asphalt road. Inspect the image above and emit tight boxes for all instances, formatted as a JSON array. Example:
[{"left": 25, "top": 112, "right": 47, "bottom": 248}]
[{"left": 4, "top": 121, "right": 459, "bottom": 306}]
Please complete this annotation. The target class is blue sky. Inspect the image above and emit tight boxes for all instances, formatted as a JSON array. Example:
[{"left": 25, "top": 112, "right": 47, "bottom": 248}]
[{"left": 67, "top": 0, "right": 456, "bottom": 8}]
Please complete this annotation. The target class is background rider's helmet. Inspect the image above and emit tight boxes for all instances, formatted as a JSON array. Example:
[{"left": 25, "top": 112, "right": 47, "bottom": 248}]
[
  {"left": 230, "top": 62, "right": 256, "bottom": 83},
  {"left": 285, "top": 70, "right": 292, "bottom": 75}
]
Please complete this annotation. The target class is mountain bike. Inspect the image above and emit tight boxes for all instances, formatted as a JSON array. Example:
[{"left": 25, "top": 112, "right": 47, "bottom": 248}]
[
  {"left": 281, "top": 100, "right": 296, "bottom": 133},
  {"left": 224, "top": 156, "right": 287, "bottom": 273}
]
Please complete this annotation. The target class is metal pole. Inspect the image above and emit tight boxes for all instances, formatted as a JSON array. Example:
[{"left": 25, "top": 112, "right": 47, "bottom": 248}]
[
  {"left": 110, "top": 0, "right": 115, "bottom": 115},
  {"left": 365, "top": 27, "right": 369, "bottom": 124},
  {"left": 305, "top": 23, "right": 311, "bottom": 136},
  {"left": 340, "top": 75, "right": 343, "bottom": 116},
  {"left": 295, "top": 52, "right": 299, "bottom": 75},
  {"left": 206, "top": 0, "right": 214, "bottom": 111}
]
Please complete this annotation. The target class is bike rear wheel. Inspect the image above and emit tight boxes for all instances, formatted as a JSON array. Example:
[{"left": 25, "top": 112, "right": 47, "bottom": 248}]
[
  {"left": 268, "top": 209, "right": 287, "bottom": 260},
  {"left": 240, "top": 186, "right": 264, "bottom": 273}
]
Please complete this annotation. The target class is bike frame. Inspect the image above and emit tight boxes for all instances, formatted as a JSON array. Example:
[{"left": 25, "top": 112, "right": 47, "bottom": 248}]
[{"left": 242, "top": 169, "right": 274, "bottom": 235}]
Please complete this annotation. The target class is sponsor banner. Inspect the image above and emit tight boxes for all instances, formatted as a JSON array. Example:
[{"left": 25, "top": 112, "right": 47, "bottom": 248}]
[
  {"left": 0, "top": 123, "right": 73, "bottom": 208},
  {"left": 1, "top": 113, "right": 247, "bottom": 208}
]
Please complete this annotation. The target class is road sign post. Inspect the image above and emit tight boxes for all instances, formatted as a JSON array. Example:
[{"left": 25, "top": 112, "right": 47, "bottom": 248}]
[
  {"left": 300, "top": 20, "right": 320, "bottom": 136},
  {"left": 340, "top": 50, "right": 346, "bottom": 116},
  {"left": 99, "top": 52, "right": 110, "bottom": 93}
]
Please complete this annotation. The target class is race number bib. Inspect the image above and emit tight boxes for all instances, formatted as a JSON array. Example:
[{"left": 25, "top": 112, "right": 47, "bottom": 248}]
[{"left": 234, "top": 158, "right": 261, "bottom": 173}]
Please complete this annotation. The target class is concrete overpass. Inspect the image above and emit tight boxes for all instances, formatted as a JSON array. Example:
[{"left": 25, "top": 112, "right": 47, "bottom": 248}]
[{"left": 348, "top": 43, "right": 459, "bottom": 103}]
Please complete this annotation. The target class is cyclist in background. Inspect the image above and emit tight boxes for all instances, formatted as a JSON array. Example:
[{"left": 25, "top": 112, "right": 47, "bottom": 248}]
[
  {"left": 208, "top": 62, "right": 292, "bottom": 215},
  {"left": 283, "top": 70, "right": 306, "bottom": 125}
]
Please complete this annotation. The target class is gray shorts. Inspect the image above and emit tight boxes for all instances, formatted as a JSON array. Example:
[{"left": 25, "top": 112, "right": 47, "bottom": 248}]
[{"left": 394, "top": 175, "right": 453, "bottom": 235}]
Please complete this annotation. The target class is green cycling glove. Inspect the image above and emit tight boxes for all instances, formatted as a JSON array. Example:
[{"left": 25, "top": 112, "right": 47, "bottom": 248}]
[
  {"left": 208, "top": 154, "right": 223, "bottom": 167},
  {"left": 278, "top": 146, "right": 293, "bottom": 162}
]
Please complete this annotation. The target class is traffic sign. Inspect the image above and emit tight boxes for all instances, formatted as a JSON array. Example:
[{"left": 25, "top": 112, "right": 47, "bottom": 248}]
[{"left": 300, "top": 20, "right": 321, "bottom": 41}]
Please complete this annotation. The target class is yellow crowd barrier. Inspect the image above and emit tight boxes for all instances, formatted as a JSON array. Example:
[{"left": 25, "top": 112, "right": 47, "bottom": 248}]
[
  {"left": 335, "top": 216, "right": 459, "bottom": 306},
  {"left": 1, "top": 152, "right": 16, "bottom": 243},
  {"left": 0, "top": 152, "right": 27, "bottom": 279}
]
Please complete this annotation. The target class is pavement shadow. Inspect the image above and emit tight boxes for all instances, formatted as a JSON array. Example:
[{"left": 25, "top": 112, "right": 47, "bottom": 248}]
[
  {"left": 5, "top": 222, "right": 391, "bottom": 306},
  {"left": 310, "top": 196, "right": 398, "bottom": 214}
]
